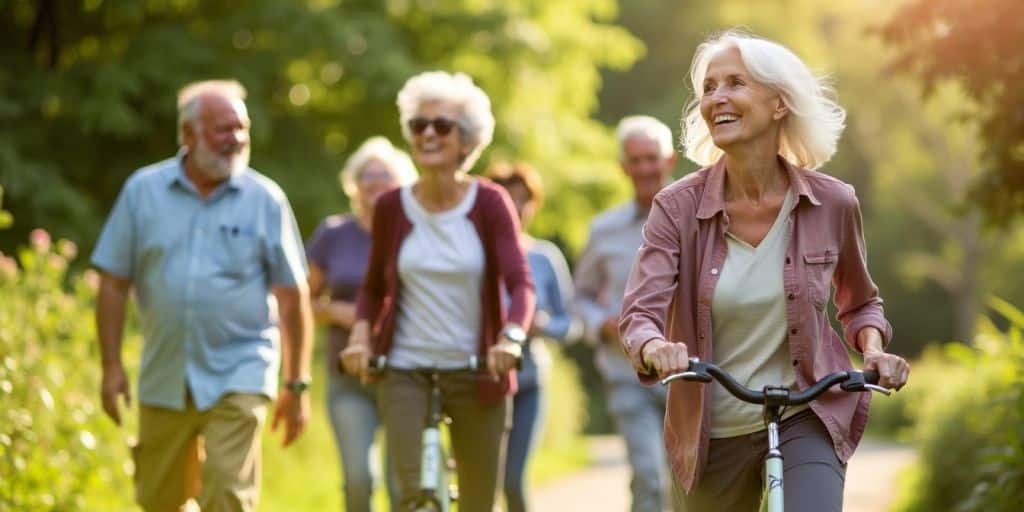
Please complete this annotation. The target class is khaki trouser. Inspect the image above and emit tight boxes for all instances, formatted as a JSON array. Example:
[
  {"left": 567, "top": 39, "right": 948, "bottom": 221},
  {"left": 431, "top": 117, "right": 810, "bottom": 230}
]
[
  {"left": 133, "top": 392, "right": 269, "bottom": 512},
  {"left": 378, "top": 370, "right": 511, "bottom": 511}
]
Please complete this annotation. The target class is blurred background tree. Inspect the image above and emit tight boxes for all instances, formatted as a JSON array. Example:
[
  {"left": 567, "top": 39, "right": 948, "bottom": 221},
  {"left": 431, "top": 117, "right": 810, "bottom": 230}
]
[
  {"left": 0, "top": 0, "right": 642, "bottom": 258},
  {"left": 881, "top": 0, "right": 1024, "bottom": 225}
]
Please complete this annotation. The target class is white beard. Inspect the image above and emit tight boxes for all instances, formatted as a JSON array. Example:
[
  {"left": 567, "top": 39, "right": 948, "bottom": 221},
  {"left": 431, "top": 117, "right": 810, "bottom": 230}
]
[{"left": 194, "top": 136, "right": 250, "bottom": 180}]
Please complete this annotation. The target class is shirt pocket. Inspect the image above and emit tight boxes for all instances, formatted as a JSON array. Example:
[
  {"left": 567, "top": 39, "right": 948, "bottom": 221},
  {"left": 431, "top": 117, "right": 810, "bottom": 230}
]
[
  {"left": 213, "top": 224, "right": 263, "bottom": 278},
  {"left": 803, "top": 250, "right": 837, "bottom": 310}
]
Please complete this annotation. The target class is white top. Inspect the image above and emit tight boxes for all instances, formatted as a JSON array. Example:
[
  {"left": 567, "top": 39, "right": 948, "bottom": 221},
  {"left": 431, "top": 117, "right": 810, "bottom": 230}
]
[
  {"left": 390, "top": 180, "right": 485, "bottom": 369},
  {"left": 710, "top": 189, "right": 806, "bottom": 438}
]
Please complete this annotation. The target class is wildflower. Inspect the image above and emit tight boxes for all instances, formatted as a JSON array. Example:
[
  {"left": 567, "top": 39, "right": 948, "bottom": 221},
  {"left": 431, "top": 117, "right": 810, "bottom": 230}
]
[
  {"left": 29, "top": 228, "right": 52, "bottom": 253},
  {"left": 57, "top": 239, "right": 78, "bottom": 260}
]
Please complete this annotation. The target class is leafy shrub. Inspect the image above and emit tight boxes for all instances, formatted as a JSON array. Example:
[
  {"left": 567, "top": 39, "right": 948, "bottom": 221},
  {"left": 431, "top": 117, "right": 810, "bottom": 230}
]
[
  {"left": 0, "top": 228, "right": 139, "bottom": 511},
  {"left": 865, "top": 345, "right": 970, "bottom": 441},
  {"left": 893, "top": 298, "right": 1024, "bottom": 512}
]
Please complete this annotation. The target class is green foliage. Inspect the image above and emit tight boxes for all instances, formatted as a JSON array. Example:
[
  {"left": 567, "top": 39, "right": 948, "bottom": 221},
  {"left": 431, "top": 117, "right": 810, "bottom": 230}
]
[
  {"left": 864, "top": 344, "right": 970, "bottom": 441},
  {"left": 0, "top": 230, "right": 138, "bottom": 511},
  {"left": 892, "top": 298, "right": 1024, "bottom": 512},
  {"left": 0, "top": 0, "right": 642, "bottom": 259},
  {"left": 0, "top": 186, "right": 12, "bottom": 229},
  {"left": 0, "top": 229, "right": 588, "bottom": 510},
  {"left": 881, "top": 0, "right": 1024, "bottom": 225}
]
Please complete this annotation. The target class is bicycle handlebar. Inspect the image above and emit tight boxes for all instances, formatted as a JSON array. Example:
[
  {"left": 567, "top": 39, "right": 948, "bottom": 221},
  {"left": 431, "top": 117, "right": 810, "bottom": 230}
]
[
  {"left": 660, "top": 358, "right": 890, "bottom": 406},
  {"left": 368, "top": 355, "right": 482, "bottom": 373}
]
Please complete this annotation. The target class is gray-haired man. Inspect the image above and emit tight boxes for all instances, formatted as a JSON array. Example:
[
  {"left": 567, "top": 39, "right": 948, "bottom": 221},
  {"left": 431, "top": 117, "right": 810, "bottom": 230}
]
[
  {"left": 575, "top": 116, "right": 678, "bottom": 512},
  {"left": 93, "top": 80, "right": 313, "bottom": 512}
]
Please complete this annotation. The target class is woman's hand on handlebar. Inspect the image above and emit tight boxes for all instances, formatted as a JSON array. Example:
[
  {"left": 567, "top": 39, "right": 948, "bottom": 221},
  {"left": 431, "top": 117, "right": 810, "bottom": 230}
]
[
  {"left": 858, "top": 327, "right": 909, "bottom": 391},
  {"left": 862, "top": 350, "right": 909, "bottom": 391},
  {"left": 641, "top": 338, "right": 689, "bottom": 378},
  {"left": 487, "top": 339, "right": 522, "bottom": 380},
  {"left": 341, "top": 321, "right": 372, "bottom": 382}
]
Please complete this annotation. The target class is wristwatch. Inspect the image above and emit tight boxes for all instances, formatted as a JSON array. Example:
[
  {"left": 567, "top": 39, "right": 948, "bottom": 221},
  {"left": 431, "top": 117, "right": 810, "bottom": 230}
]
[
  {"left": 284, "top": 378, "right": 311, "bottom": 394},
  {"left": 502, "top": 324, "right": 528, "bottom": 346}
]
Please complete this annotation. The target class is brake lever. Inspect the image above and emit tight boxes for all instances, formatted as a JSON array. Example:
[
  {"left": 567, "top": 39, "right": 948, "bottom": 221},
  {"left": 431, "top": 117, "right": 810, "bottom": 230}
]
[
  {"left": 840, "top": 371, "right": 892, "bottom": 396},
  {"left": 659, "top": 359, "right": 713, "bottom": 386},
  {"left": 660, "top": 371, "right": 706, "bottom": 386}
]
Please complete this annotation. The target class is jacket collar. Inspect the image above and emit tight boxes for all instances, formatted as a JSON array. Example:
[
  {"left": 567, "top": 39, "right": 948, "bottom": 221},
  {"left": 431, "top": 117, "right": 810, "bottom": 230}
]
[{"left": 695, "top": 155, "right": 820, "bottom": 220}]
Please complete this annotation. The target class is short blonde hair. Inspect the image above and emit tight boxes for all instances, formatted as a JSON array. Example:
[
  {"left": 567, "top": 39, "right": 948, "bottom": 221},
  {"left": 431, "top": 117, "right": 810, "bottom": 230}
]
[
  {"left": 339, "top": 136, "right": 418, "bottom": 210},
  {"left": 176, "top": 79, "right": 247, "bottom": 145},
  {"left": 681, "top": 31, "right": 846, "bottom": 170},
  {"left": 396, "top": 71, "right": 495, "bottom": 173},
  {"left": 615, "top": 116, "right": 675, "bottom": 161}
]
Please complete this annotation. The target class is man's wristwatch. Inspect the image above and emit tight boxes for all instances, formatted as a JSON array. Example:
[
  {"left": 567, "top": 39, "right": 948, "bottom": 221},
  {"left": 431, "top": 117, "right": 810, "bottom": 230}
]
[
  {"left": 284, "top": 378, "right": 311, "bottom": 394},
  {"left": 502, "top": 324, "right": 528, "bottom": 346}
]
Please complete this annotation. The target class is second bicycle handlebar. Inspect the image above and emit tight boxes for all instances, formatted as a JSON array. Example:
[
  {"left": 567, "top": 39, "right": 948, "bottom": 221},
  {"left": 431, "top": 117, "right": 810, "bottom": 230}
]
[{"left": 660, "top": 358, "right": 890, "bottom": 405}]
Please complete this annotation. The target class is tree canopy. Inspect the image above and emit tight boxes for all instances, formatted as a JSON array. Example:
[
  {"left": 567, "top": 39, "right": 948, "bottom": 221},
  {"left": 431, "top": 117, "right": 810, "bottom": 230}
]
[
  {"left": 0, "top": 0, "right": 642, "bottom": 256},
  {"left": 881, "top": 0, "right": 1024, "bottom": 224}
]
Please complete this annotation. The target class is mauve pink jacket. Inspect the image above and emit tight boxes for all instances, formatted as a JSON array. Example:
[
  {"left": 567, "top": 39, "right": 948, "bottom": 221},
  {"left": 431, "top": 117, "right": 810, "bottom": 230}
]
[{"left": 619, "top": 157, "right": 893, "bottom": 492}]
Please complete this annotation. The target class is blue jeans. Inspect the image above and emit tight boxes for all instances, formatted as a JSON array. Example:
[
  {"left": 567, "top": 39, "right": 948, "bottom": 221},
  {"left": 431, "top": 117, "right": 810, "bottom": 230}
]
[
  {"left": 607, "top": 381, "right": 669, "bottom": 512},
  {"left": 326, "top": 371, "right": 395, "bottom": 512},
  {"left": 504, "top": 383, "right": 545, "bottom": 512}
]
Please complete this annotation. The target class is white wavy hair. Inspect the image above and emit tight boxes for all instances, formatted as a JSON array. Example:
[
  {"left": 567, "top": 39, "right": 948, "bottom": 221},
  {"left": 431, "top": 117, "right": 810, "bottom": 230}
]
[
  {"left": 681, "top": 31, "right": 846, "bottom": 170},
  {"left": 397, "top": 71, "right": 495, "bottom": 173},
  {"left": 339, "top": 136, "right": 418, "bottom": 210},
  {"left": 615, "top": 115, "right": 675, "bottom": 161},
  {"left": 177, "top": 79, "right": 247, "bottom": 145}
]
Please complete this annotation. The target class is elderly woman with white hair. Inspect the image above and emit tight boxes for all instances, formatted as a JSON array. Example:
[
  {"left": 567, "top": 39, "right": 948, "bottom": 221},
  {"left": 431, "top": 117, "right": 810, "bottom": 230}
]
[
  {"left": 619, "top": 31, "right": 909, "bottom": 511},
  {"left": 305, "top": 136, "right": 416, "bottom": 511},
  {"left": 341, "top": 71, "right": 534, "bottom": 510}
]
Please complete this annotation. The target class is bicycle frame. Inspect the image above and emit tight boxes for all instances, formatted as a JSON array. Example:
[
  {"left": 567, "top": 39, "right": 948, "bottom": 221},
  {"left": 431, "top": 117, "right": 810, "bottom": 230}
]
[
  {"left": 662, "top": 358, "right": 889, "bottom": 512},
  {"left": 417, "top": 369, "right": 450, "bottom": 512},
  {"left": 759, "top": 388, "right": 790, "bottom": 512},
  {"left": 372, "top": 355, "right": 483, "bottom": 512}
]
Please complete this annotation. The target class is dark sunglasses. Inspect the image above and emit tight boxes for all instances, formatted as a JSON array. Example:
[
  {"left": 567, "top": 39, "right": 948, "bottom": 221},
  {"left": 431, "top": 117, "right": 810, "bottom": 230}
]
[{"left": 408, "top": 116, "right": 458, "bottom": 136}]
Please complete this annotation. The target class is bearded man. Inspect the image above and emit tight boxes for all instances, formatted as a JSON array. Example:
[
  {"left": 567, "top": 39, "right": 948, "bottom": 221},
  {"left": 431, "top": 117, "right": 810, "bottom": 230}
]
[{"left": 91, "top": 80, "right": 313, "bottom": 512}]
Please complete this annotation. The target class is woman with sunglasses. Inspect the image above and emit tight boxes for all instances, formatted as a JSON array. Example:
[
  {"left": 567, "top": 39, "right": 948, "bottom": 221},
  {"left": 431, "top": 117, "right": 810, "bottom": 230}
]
[
  {"left": 306, "top": 137, "right": 416, "bottom": 511},
  {"left": 341, "top": 70, "right": 535, "bottom": 511}
]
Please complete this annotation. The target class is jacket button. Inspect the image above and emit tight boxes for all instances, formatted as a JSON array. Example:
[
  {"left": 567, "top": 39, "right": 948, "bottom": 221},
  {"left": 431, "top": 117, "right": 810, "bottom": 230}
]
[
  {"left": 787, "top": 293, "right": 796, "bottom": 301},
  {"left": 790, "top": 328, "right": 798, "bottom": 335},
  {"left": 785, "top": 257, "right": 791, "bottom": 264},
  {"left": 792, "top": 359, "right": 799, "bottom": 366}
]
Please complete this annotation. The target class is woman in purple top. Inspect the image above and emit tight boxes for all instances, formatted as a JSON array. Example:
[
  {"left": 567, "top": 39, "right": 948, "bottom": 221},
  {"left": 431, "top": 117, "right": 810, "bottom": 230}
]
[{"left": 306, "top": 136, "right": 417, "bottom": 512}]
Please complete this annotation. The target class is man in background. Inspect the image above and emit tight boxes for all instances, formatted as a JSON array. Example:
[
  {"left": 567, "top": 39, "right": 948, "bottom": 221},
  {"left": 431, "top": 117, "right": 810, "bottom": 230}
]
[
  {"left": 92, "top": 80, "right": 313, "bottom": 512},
  {"left": 575, "top": 115, "right": 677, "bottom": 512}
]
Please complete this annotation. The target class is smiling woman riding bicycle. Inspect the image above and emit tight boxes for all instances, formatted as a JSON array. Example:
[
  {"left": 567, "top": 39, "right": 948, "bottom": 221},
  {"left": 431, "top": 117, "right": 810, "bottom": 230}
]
[
  {"left": 619, "top": 31, "right": 910, "bottom": 511},
  {"left": 342, "top": 70, "right": 534, "bottom": 511}
]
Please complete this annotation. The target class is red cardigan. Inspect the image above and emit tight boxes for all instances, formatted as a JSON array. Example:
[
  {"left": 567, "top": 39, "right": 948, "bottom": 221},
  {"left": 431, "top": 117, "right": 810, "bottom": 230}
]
[{"left": 355, "top": 178, "right": 535, "bottom": 402}]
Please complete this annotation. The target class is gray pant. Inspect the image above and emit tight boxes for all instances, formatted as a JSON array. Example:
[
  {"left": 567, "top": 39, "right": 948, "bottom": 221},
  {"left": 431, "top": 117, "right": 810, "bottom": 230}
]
[
  {"left": 675, "top": 409, "right": 845, "bottom": 512},
  {"left": 326, "top": 371, "right": 395, "bottom": 512},
  {"left": 606, "top": 381, "right": 670, "bottom": 512},
  {"left": 378, "top": 370, "right": 511, "bottom": 511}
]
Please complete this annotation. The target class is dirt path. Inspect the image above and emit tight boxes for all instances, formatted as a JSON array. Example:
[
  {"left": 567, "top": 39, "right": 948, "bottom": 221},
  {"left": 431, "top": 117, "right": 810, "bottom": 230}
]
[{"left": 533, "top": 436, "right": 915, "bottom": 511}]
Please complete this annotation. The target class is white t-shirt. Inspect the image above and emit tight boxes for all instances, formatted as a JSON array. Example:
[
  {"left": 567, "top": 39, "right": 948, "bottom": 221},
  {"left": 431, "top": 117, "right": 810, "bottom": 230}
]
[
  {"left": 390, "top": 180, "right": 485, "bottom": 369},
  {"left": 710, "top": 189, "right": 807, "bottom": 438}
]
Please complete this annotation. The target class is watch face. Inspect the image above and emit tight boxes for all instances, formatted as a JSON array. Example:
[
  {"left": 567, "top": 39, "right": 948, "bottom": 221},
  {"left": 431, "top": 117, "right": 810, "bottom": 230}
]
[{"left": 505, "top": 326, "right": 527, "bottom": 344}]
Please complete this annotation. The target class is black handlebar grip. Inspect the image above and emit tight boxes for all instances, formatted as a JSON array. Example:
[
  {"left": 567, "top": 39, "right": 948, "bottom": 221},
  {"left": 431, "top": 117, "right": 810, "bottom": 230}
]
[{"left": 862, "top": 369, "right": 879, "bottom": 384}]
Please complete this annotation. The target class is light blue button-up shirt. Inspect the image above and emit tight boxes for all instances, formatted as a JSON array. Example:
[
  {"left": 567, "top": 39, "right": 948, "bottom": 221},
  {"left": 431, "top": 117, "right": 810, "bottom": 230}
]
[{"left": 91, "top": 155, "right": 307, "bottom": 411}]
